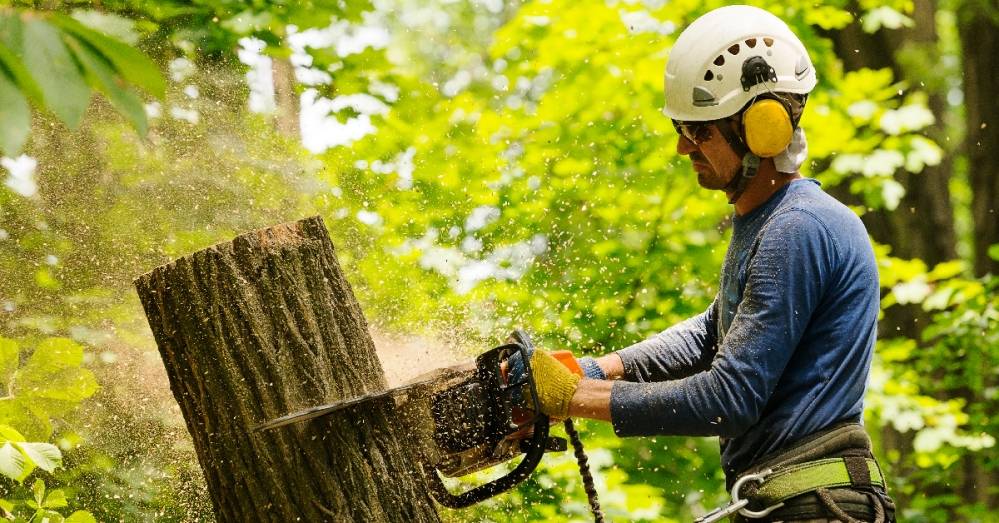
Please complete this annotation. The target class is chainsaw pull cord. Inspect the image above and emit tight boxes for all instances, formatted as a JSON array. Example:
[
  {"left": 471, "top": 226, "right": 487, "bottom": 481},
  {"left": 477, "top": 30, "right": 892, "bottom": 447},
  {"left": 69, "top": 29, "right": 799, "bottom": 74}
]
[{"left": 563, "top": 418, "right": 604, "bottom": 522}]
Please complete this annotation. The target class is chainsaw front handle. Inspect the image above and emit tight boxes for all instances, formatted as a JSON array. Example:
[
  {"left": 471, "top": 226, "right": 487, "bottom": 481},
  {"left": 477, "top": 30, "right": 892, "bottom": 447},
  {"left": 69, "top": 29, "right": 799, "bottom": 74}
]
[{"left": 426, "top": 331, "right": 551, "bottom": 508}]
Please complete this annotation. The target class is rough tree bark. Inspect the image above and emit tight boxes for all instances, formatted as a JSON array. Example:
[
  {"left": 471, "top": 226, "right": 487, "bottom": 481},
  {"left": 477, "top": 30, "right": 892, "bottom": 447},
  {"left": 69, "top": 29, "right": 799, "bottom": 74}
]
[{"left": 134, "top": 216, "right": 441, "bottom": 522}]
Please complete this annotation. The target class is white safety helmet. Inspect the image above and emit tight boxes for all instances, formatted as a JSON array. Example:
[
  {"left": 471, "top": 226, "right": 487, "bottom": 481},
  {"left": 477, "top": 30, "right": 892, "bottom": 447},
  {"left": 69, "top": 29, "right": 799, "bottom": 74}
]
[{"left": 663, "top": 5, "right": 816, "bottom": 122}]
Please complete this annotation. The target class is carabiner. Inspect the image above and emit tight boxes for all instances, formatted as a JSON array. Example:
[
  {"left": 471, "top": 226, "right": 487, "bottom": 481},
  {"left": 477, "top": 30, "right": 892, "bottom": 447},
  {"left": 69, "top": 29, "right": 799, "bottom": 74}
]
[{"left": 731, "top": 469, "right": 785, "bottom": 519}]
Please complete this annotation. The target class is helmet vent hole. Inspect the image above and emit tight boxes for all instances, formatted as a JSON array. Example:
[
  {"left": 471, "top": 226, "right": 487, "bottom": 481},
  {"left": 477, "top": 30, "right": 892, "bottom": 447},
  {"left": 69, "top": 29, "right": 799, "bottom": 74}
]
[
  {"left": 764, "top": 37, "right": 774, "bottom": 47},
  {"left": 714, "top": 55, "right": 725, "bottom": 66},
  {"left": 728, "top": 44, "right": 740, "bottom": 55},
  {"left": 704, "top": 70, "right": 714, "bottom": 81},
  {"left": 745, "top": 38, "right": 757, "bottom": 48}
]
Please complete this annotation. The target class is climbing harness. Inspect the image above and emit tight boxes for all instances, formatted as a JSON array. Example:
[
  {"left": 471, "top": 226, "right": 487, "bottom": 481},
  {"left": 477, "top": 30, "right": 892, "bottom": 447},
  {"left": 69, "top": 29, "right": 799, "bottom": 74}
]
[{"left": 697, "top": 423, "right": 895, "bottom": 522}]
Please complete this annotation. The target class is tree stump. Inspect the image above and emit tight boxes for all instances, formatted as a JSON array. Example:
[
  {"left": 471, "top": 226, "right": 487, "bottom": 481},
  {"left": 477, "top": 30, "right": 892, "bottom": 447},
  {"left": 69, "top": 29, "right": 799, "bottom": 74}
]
[{"left": 134, "top": 216, "right": 441, "bottom": 522}]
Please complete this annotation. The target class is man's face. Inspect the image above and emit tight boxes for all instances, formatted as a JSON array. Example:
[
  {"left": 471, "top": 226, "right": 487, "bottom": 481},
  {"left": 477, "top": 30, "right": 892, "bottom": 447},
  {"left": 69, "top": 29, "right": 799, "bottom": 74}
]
[{"left": 674, "top": 119, "right": 743, "bottom": 191}]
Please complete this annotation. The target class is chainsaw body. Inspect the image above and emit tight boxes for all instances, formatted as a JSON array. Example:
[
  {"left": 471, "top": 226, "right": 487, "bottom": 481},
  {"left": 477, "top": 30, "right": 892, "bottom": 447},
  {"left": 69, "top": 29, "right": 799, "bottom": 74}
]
[
  {"left": 416, "top": 331, "right": 566, "bottom": 506},
  {"left": 256, "top": 330, "right": 566, "bottom": 508}
]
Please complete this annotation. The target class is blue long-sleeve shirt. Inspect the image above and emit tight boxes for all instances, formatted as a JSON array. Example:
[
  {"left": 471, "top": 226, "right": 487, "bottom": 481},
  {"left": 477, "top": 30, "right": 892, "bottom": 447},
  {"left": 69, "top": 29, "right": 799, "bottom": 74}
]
[{"left": 609, "top": 179, "right": 879, "bottom": 479}]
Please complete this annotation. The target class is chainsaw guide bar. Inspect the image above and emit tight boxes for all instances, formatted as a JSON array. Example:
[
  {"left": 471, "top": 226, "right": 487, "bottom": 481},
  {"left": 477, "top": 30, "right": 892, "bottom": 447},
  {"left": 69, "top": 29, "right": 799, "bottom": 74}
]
[{"left": 252, "top": 364, "right": 473, "bottom": 432}]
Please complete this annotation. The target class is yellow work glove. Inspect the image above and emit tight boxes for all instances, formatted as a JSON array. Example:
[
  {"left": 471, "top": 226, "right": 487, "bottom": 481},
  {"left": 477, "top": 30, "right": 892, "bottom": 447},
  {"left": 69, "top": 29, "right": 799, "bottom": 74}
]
[{"left": 527, "top": 349, "right": 582, "bottom": 418}]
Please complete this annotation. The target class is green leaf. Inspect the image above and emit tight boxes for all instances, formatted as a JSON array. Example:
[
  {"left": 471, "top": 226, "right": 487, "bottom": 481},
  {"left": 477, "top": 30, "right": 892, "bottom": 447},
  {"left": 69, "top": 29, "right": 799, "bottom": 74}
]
[
  {"left": 221, "top": 10, "right": 275, "bottom": 35},
  {"left": 22, "top": 19, "right": 91, "bottom": 129},
  {"left": 0, "top": 403, "right": 51, "bottom": 441},
  {"left": 0, "top": 338, "right": 19, "bottom": 392},
  {"left": 0, "top": 425, "right": 25, "bottom": 443},
  {"left": 0, "top": 338, "right": 97, "bottom": 440},
  {"left": 17, "top": 442, "right": 60, "bottom": 473},
  {"left": 0, "top": 443, "right": 27, "bottom": 482},
  {"left": 66, "top": 511, "right": 97, "bottom": 523},
  {"left": 63, "top": 35, "right": 147, "bottom": 135},
  {"left": 0, "top": 13, "right": 44, "bottom": 105},
  {"left": 49, "top": 14, "right": 165, "bottom": 99},
  {"left": 31, "top": 478, "right": 44, "bottom": 507},
  {"left": 0, "top": 13, "right": 25, "bottom": 56},
  {"left": 41, "top": 509, "right": 66, "bottom": 522},
  {"left": 862, "top": 6, "right": 914, "bottom": 33},
  {"left": 927, "top": 260, "right": 966, "bottom": 281},
  {"left": 41, "top": 488, "right": 66, "bottom": 509},
  {"left": 19, "top": 339, "right": 99, "bottom": 405},
  {"left": 0, "top": 69, "right": 31, "bottom": 155},
  {"left": 989, "top": 244, "right": 999, "bottom": 262},
  {"left": 70, "top": 10, "right": 141, "bottom": 45}
]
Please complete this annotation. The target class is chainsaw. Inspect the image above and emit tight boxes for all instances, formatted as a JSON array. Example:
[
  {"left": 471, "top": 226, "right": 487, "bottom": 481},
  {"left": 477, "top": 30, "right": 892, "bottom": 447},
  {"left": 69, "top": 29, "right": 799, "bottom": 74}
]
[{"left": 254, "top": 330, "right": 603, "bottom": 520}]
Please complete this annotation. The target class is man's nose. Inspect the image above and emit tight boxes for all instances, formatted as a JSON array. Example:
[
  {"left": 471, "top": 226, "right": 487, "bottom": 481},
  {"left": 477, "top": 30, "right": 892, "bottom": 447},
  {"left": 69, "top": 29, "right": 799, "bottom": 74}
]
[{"left": 676, "top": 135, "right": 697, "bottom": 155}]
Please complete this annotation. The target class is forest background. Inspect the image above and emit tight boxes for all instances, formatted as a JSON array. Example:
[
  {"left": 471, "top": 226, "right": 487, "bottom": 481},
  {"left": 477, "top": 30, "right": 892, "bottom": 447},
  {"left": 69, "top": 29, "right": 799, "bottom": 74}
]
[{"left": 0, "top": 0, "right": 996, "bottom": 521}]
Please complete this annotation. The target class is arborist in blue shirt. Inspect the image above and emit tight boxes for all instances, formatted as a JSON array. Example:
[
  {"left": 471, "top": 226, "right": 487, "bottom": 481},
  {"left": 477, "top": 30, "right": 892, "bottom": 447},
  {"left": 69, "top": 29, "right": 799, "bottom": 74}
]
[{"left": 522, "top": 5, "right": 897, "bottom": 522}]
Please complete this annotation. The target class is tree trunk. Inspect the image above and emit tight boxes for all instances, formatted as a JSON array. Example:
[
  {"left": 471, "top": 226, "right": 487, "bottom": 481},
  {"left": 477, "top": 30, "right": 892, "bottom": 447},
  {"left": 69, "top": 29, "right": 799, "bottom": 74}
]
[
  {"left": 272, "top": 55, "right": 300, "bottom": 138},
  {"left": 959, "top": 3, "right": 999, "bottom": 278},
  {"left": 824, "top": 0, "right": 958, "bottom": 270},
  {"left": 957, "top": 5, "right": 999, "bottom": 510},
  {"left": 134, "top": 216, "right": 441, "bottom": 522}
]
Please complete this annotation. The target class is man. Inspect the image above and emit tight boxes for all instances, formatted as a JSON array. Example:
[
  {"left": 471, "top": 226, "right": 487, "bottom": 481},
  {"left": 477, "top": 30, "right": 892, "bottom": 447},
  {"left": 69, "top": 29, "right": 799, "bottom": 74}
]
[{"left": 524, "top": 5, "right": 896, "bottom": 522}]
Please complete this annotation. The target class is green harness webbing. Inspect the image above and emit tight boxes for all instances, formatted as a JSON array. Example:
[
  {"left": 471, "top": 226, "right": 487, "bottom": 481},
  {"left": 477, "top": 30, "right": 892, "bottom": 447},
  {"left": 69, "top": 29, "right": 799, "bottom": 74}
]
[{"left": 752, "top": 456, "right": 886, "bottom": 506}]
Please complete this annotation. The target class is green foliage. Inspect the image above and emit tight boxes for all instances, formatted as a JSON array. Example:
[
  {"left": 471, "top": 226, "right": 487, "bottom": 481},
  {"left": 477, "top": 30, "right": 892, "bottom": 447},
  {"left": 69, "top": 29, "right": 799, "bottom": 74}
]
[
  {"left": 0, "top": 477, "right": 98, "bottom": 523},
  {"left": 0, "top": 339, "right": 98, "bottom": 522},
  {"left": 0, "top": 338, "right": 98, "bottom": 441},
  {"left": 872, "top": 244, "right": 999, "bottom": 519},
  {"left": 0, "top": 9, "right": 165, "bottom": 155},
  {"left": 0, "top": 0, "right": 994, "bottom": 520}
]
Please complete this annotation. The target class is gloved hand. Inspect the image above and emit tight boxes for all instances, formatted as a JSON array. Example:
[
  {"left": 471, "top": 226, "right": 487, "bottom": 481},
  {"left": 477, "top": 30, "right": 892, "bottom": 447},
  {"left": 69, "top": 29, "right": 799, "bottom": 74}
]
[
  {"left": 508, "top": 349, "right": 604, "bottom": 388},
  {"left": 524, "top": 350, "right": 582, "bottom": 418}
]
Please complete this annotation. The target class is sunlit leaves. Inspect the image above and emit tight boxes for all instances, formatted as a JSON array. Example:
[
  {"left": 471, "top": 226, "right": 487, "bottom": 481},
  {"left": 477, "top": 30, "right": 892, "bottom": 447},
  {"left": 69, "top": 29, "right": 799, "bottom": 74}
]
[
  {"left": 804, "top": 5, "right": 854, "bottom": 30},
  {"left": 0, "top": 424, "right": 61, "bottom": 483},
  {"left": 0, "top": 10, "right": 166, "bottom": 155},
  {"left": 861, "top": 6, "right": 915, "bottom": 33},
  {"left": 21, "top": 18, "right": 91, "bottom": 129},
  {"left": 0, "top": 337, "right": 99, "bottom": 440},
  {"left": 0, "top": 70, "right": 30, "bottom": 154}
]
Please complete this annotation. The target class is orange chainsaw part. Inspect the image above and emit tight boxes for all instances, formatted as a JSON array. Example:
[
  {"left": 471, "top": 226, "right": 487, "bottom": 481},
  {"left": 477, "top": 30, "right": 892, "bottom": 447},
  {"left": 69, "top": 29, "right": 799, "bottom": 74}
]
[
  {"left": 550, "top": 350, "right": 584, "bottom": 377},
  {"left": 499, "top": 349, "right": 584, "bottom": 381}
]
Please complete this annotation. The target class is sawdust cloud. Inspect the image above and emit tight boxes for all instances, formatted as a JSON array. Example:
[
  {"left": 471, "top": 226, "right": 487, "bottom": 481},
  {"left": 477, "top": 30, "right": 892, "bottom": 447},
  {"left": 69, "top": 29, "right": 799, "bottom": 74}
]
[{"left": 371, "top": 326, "right": 475, "bottom": 387}]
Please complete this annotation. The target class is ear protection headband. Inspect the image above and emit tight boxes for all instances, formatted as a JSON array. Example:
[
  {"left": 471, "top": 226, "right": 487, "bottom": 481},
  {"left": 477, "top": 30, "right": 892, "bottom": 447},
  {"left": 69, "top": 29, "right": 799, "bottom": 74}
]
[{"left": 739, "top": 56, "right": 801, "bottom": 158}]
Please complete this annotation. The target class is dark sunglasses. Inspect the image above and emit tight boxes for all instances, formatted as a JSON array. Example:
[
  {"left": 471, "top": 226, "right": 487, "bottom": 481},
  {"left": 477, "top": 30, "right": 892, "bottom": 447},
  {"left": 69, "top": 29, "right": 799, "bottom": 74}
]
[{"left": 671, "top": 119, "right": 714, "bottom": 145}]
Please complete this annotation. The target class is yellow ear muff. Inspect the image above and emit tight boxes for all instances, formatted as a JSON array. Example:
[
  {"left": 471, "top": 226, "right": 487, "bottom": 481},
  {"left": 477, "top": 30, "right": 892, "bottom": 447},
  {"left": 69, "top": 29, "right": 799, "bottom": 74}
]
[{"left": 743, "top": 99, "right": 793, "bottom": 158}]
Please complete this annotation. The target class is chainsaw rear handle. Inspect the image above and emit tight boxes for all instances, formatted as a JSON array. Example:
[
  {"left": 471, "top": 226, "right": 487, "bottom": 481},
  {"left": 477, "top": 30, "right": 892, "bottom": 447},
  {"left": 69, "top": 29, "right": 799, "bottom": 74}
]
[{"left": 426, "top": 330, "right": 551, "bottom": 508}]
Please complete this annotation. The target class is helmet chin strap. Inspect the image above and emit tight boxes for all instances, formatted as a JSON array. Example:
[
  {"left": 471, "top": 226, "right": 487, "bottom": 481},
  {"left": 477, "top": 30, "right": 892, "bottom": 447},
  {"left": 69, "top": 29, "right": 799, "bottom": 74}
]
[{"left": 714, "top": 119, "right": 760, "bottom": 205}]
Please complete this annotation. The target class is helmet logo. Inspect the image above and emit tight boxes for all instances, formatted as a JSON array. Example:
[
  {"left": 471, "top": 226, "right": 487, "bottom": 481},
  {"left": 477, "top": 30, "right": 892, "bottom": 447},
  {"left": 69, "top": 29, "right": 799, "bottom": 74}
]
[
  {"left": 794, "top": 55, "right": 811, "bottom": 78},
  {"left": 740, "top": 56, "right": 778, "bottom": 92},
  {"left": 692, "top": 86, "right": 718, "bottom": 107}
]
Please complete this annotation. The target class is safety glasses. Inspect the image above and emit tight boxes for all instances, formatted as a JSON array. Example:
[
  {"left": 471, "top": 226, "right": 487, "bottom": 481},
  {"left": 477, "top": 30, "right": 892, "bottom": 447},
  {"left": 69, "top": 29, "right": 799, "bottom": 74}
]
[{"left": 671, "top": 119, "right": 714, "bottom": 145}]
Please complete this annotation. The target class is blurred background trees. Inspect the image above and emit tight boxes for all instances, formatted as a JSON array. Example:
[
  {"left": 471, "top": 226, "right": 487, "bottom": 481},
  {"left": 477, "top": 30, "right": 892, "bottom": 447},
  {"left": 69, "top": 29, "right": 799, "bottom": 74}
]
[{"left": 0, "top": 0, "right": 996, "bottom": 521}]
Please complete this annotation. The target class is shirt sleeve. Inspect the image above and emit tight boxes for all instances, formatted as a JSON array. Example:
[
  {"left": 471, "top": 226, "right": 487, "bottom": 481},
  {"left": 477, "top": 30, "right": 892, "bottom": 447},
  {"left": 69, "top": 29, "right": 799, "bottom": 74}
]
[
  {"left": 610, "top": 209, "right": 834, "bottom": 438},
  {"left": 613, "top": 298, "right": 719, "bottom": 382}
]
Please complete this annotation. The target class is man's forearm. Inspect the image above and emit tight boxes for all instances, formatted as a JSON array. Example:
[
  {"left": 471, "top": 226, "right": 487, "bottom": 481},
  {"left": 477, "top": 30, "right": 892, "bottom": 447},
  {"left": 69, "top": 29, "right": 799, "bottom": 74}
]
[
  {"left": 595, "top": 353, "right": 625, "bottom": 380},
  {"left": 567, "top": 378, "right": 614, "bottom": 421}
]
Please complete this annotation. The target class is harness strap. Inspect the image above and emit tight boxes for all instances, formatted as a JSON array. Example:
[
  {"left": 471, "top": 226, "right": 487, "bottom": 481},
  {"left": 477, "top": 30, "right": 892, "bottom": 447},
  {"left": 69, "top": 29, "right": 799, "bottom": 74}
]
[{"left": 751, "top": 457, "right": 886, "bottom": 506}]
